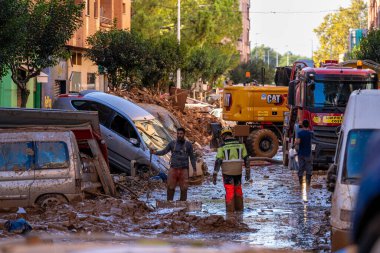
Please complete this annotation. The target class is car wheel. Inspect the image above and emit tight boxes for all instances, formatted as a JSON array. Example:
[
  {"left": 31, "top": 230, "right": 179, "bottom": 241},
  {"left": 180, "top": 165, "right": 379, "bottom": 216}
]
[{"left": 36, "top": 194, "right": 68, "bottom": 209}]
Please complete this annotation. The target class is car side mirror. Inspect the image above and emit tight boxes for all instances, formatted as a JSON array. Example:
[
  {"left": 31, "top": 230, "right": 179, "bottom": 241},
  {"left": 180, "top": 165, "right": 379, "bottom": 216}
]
[{"left": 130, "top": 138, "right": 140, "bottom": 147}]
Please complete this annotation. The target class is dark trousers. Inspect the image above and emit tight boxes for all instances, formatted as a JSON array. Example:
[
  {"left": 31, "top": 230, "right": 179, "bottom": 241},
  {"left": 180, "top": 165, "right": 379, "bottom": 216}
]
[{"left": 298, "top": 155, "right": 312, "bottom": 177}]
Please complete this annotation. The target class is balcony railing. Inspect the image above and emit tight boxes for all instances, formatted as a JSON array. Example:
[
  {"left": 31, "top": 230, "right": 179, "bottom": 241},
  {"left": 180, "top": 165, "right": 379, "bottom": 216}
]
[{"left": 100, "top": 16, "right": 113, "bottom": 26}]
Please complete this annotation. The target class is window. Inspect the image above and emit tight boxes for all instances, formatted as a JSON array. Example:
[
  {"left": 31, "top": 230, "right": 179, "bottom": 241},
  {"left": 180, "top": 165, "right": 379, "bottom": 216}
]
[
  {"left": 0, "top": 142, "right": 33, "bottom": 171},
  {"left": 86, "top": 0, "right": 90, "bottom": 15},
  {"left": 94, "top": 0, "right": 98, "bottom": 18},
  {"left": 122, "top": 3, "right": 126, "bottom": 14},
  {"left": 110, "top": 114, "right": 138, "bottom": 140},
  {"left": 343, "top": 129, "right": 380, "bottom": 184},
  {"left": 35, "top": 142, "right": 69, "bottom": 169},
  {"left": 87, "top": 73, "right": 96, "bottom": 89},
  {"left": 71, "top": 100, "right": 113, "bottom": 126},
  {"left": 71, "top": 52, "right": 82, "bottom": 65},
  {"left": 71, "top": 71, "right": 81, "bottom": 92}
]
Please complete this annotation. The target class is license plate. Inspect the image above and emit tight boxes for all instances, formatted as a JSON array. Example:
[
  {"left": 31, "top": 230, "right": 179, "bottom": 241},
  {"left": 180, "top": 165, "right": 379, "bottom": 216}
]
[{"left": 312, "top": 144, "right": 316, "bottom": 151}]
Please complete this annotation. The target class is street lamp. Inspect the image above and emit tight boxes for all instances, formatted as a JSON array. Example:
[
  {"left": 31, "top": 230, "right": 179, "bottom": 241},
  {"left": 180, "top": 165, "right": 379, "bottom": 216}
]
[{"left": 176, "top": 0, "right": 181, "bottom": 89}]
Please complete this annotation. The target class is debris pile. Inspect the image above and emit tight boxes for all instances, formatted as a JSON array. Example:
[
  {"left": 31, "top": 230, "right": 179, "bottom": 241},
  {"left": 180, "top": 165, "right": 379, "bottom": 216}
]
[{"left": 111, "top": 88, "right": 221, "bottom": 146}]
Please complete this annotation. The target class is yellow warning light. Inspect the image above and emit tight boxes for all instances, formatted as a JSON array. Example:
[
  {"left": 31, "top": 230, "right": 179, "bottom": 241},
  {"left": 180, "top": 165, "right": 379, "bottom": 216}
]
[{"left": 357, "top": 60, "right": 363, "bottom": 69}]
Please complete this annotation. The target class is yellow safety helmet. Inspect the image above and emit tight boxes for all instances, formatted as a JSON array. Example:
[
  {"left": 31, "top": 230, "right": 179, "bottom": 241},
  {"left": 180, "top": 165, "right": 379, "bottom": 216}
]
[{"left": 220, "top": 127, "right": 233, "bottom": 136}]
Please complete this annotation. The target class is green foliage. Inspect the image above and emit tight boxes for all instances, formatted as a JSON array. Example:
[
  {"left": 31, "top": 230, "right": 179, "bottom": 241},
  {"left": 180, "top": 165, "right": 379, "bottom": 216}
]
[
  {"left": 87, "top": 30, "right": 185, "bottom": 90},
  {"left": 87, "top": 29, "right": 147, "bottom": 90},
  {"left": 0, "top": 0, "right": 84, "bottom": 107},
  {"left": 313, "top": 0, "right": 367, "bottom": 64},
  {"left": 229, "top": 59, "right": 275, "bottom": 85},
  {"left": 142, "top": 34, "right": 185, "bottom": 88},
  {"left": 230, "top": 45, "right": 310, "bottom": 84},
  {"left": 182, "top": 44, "right": 239, "bottom": 88},
  {"left": 354, "top": 29, "right": 380, "bottom": 62},
  {"left": 132, "top": 0, "right": 242, "bottom": 88}
]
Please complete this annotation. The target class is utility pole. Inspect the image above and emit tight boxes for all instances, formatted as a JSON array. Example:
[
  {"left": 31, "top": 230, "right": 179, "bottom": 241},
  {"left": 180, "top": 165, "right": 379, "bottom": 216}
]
[
  {"left": 267, "top": 50, "right": 270, "bottom": 67},
  {"left": 176, "top": 0, "right": 181, "bottom": 89},
  {"left": 287, "top": 52, "right": 289, "bottom": 66}
]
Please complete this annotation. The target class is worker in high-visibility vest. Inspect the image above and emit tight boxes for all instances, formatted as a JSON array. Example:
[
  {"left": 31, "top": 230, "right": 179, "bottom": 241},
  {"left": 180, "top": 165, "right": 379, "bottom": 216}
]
[{"left": 212, "top": 127, "right": 250, "bottom": 212}]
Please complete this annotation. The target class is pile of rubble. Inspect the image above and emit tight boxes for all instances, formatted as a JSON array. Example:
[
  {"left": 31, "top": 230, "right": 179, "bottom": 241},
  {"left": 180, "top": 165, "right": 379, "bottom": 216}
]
[{"left": 111, "top": 88, "right": 221, "bottom": 146}]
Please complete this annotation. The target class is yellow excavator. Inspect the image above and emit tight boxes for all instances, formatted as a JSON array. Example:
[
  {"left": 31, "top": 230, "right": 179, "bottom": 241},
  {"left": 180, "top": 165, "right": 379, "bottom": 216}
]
[{"left": 211, "top": 85, "right": 289, "bottom": 158}]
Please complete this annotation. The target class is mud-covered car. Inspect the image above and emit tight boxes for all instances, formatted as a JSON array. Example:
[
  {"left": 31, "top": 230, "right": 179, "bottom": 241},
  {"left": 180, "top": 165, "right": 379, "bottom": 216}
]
[{"left": 0, "top": 108, "right": 115, "bottom": 208}]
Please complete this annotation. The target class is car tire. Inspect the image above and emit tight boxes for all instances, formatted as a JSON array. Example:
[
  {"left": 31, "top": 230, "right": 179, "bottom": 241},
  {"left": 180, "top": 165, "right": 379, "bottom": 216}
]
[{"left": 36, "top": 194, "right": 68, "bottom": 209}]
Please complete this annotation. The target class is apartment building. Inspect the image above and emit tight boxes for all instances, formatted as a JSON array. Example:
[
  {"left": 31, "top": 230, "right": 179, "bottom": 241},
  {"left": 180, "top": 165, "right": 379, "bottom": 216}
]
[
  {"left": 237, "top": 0, "right": 251, "bottom": 63},
  {"left": 42, "top": 0, "right": 131, "bottom": 107},
  {"left": 368, "top": 0, "right": 380, "bottom": 28}
]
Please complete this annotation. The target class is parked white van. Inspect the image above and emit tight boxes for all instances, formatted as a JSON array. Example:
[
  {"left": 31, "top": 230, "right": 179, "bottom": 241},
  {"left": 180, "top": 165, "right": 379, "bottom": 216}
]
[{"left": 329, "top": 90, "right": 380, "bottom": 251}]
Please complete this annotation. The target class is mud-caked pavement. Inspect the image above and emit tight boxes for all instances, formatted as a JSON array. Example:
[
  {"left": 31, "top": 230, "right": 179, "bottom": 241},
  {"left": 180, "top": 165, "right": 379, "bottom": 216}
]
[{"left": 0, "top": 149, "right": 331, "bottom": 252}]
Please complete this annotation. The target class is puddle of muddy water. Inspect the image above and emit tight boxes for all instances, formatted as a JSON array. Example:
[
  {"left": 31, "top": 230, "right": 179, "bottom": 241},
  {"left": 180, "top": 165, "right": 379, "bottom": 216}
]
[{"left": 147, "top": 151, "right": 332, "bottom": 252}]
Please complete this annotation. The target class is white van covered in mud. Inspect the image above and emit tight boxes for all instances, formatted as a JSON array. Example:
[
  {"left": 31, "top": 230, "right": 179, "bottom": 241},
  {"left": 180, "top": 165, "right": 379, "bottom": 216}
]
[{"left": 329, "top": 90, "right": 380, "bottom": 251}]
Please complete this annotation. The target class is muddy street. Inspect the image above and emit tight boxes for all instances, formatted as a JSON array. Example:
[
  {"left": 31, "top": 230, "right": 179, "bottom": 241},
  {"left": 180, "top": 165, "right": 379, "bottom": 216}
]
[
  {"left": 0, "top": 150, "right": 331, "bottom": 252},
  {"left": 148, "top": 150, "right": 332, "bottom": 251}
]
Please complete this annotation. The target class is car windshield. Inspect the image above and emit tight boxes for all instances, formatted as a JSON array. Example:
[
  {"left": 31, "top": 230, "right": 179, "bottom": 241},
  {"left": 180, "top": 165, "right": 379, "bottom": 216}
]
[
  {"left": 134, "top": 119, "right": 173, "bottom": 150},
  {"left": 343, "top": 129, "right": 380, "bottom": 184},
  {"left": 306, "top": 81, "right": 374, "bottom": 108}
]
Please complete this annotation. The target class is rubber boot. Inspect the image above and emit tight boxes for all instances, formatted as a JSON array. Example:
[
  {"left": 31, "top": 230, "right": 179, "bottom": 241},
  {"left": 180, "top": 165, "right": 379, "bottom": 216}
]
[
  {"left": 306, "top": 175, "right": 312, "bottom": 186},
  {"left": 179, "top": 189, "right": 188, "bottom": 201},
  {"left": 299, "top": 176, "right": 303, "bottom": 185},
  {"left": 167, "top": 189, "right": 175, "bottom": 201},
  {"left": 234, "top": 196, "right": 244, "bottom": 212}
]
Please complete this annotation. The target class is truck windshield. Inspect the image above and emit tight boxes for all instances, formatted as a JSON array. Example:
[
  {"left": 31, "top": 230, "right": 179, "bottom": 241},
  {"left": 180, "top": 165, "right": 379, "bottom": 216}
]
[
  {"left": 343, "top": 129, "right": 380, "bottom": 184},
  {"left": 306, "top": 81, "right": 374, "bottom": 108}
]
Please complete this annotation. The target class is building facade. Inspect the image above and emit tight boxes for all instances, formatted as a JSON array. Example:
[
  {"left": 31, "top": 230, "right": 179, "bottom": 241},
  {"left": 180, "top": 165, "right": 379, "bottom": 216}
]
[
  {"left": 368, "top": 0, "right": 380, "bottom": 28},
  {"left": 42, "top": 0, "right": 131, "bottom": 108},
  {"left": 0, "top": 0, "right": 131, "bottom": 108},
  {"left": 237, "top": 0, "right": 251, "bottom": 63}
]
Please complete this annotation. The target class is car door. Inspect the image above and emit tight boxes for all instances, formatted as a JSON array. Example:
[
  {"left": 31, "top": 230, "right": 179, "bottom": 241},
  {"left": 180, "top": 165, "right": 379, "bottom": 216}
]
[
  {"left": 0, "top": 141, "right": 35, "bottom": 207},
  {"left": 106, "top": 113, "right": 144, "bottom": 173},
  {"left": 31, "top": 141, "right": 74, "bottom": 203}
]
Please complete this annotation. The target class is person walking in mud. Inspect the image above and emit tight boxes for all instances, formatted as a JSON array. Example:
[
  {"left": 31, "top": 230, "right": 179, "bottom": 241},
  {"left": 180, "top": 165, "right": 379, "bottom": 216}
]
[
  {"left": 212, "top": 127, "right": 250, "bottom": 212},
  {"left": 151, "top": 127, "right": 197, "bottom": 201},
  {"left": 295, "top": 119, "right": 313, "bottom": 186}
]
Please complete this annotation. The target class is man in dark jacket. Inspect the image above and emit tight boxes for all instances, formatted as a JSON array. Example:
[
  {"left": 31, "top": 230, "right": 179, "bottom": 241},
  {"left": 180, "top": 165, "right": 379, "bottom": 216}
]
[
  {"left": 296, "top": 119, "right": 313, "bottom": 185},
  {"left": 152, "top": 127, "right": 197, "bottom": 201}
]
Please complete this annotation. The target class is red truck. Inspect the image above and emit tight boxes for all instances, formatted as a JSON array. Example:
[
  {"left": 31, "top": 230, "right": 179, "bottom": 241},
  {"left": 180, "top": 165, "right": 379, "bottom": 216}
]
[{"left": 282, "top": 60, "right": 378, "bottom": 167}]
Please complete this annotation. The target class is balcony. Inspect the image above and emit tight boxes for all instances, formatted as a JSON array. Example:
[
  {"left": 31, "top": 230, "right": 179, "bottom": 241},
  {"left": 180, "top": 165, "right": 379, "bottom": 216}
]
[{"left": 100, "top": 16, "right": 113, "bottom": 27}]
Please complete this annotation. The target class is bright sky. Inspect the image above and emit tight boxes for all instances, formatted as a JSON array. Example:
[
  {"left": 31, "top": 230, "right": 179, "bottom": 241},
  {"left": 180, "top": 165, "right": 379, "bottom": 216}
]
[{"left": 250, "top": 0, "right": 353, "bottom": 57}]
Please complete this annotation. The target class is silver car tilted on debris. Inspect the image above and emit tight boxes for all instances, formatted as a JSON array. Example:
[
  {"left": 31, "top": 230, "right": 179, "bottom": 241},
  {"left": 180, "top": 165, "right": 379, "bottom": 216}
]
[{"left": 53, "top": 90, "right": 172, "bottom": 175}]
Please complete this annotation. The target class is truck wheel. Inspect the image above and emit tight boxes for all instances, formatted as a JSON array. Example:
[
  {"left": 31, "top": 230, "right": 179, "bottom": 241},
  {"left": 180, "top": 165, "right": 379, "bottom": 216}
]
[
  {"left": 36, "top": 194, "right": 68, "bottom": 209},
  {"left": 247, "top": 129, "right": 279, "bottom": 158}
]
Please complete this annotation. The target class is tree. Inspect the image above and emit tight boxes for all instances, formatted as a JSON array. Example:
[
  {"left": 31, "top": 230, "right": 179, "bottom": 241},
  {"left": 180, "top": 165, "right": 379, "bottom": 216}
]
[
  {"left": 230, "top": 45, "right": 310, "bottom": 84},
  {"left": 87, "top": 29, "right": 147, "bottom": 90},
  {"left": 313, "top": 0, "right": 367, "bottom": 64},
  {"left": 182, "top": 44, "right": 239, "bottom": 88},
  {"left": 142, "top": 34, "right": 185, "bottom": 89},
  {"left": 229, "top": 60, "right": 276, "bottom": 85},
  {"left": 0, "top": 0, "right": 84, "bottom": 107},
  {"left": 0, "top": 0, "right": 27, "bottom": 78},
  {"left": 354, "top": 29, "right": 380, "bottom": 62},
  {"left": 131, "top": 0, "right": 242, "bottom": 88}
]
